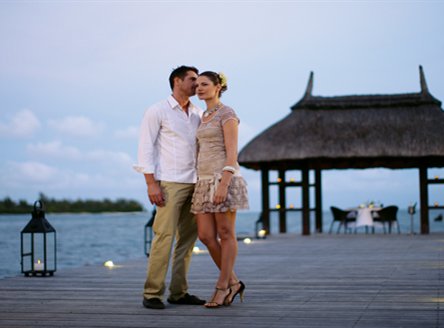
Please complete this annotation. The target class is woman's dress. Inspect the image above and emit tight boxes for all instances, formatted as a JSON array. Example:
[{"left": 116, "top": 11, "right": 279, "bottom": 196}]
[{"left": 191, "top": 105, "right": 249, "bottom": 214}]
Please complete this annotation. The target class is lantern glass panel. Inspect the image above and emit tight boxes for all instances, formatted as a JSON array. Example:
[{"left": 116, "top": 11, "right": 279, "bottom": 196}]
[
  {"left": 144, "top": 208, "right": 156, "bottom": 257},
  {"left": 45, "top": 232, "right": 56, "bottom": 271},
  {"left": 33, "top": 233, "right": 45, "bottom": 271},
  {"left": 144, "top": 222, "right": 153, "bottom": 256},
  {"left": 21, "top": 233, "right": 32, "bottom": 272}
]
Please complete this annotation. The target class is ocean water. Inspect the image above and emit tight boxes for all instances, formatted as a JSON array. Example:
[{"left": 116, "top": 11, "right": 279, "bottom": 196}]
[{"left": 1, "top": 209, "right": 443, "bottom": 279}]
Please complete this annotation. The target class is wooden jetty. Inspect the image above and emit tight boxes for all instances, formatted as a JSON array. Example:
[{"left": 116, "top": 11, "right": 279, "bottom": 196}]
[{"left": 0, "top": 234, "right": 443, "bottom": 328}]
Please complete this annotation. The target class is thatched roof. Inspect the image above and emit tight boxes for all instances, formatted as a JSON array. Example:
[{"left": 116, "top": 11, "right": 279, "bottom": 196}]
[{"left": 239, "top": 66, "right": 444, "bottom": 170}]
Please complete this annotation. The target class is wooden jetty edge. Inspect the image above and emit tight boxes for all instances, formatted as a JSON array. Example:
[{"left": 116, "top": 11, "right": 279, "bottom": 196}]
[{"left": 0, "top": 234, "right": 443, "bottom": 328}]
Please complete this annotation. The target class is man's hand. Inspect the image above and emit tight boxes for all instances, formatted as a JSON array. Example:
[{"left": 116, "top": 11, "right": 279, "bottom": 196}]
[
  {"left": 147, "top": 182, "right": 165, "bottom": 207},
  {"left": 144, "top": 174, "right": 165, "bottom": 207}
]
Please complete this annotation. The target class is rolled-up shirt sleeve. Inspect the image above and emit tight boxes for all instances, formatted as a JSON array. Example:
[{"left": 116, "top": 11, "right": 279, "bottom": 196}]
[{"left": 133, "top": 107, "right": 160, "bottom": 175}]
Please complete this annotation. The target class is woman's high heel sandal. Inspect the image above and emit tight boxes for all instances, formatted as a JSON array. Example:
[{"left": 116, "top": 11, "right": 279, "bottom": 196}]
[
  {"left": 204, "top": 287, "right": 231, "bottom": 308},
  {"left": 226, "top": 280, "right": 245, "bottom": 305}
]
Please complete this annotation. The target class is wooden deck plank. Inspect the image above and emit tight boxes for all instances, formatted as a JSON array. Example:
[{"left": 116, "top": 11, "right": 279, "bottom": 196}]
[{"left": 0, "top": 234, "right": 442, "bottom": 328}]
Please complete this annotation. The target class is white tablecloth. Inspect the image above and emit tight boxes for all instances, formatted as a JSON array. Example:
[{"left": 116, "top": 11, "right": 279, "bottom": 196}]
[{"left": 355, "top": 207, "right": 381, "bottom": 227}]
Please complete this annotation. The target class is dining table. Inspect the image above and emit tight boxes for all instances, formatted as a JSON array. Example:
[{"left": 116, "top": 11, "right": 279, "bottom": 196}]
[{"left": 347, "top": 206, "right": 383, "bottom": 232}]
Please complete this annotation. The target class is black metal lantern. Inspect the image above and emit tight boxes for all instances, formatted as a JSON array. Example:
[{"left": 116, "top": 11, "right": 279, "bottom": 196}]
[
  {"left": 144, "top": 207, "right": 156, "bottom": 257},
  {"left": 408, "top": 202, "right": 417, "bottom": 235},
  {"left": 255, "top": 212, "right": 267, "bottom": 239},
  {"left": 20, "top": 201, "right": 57, "bottom": 276}
]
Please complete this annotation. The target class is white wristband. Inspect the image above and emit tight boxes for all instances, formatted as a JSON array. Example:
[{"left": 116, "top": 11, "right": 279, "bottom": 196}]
[{"left": 222, "top": 166, "right": 236, "bottom": 174}]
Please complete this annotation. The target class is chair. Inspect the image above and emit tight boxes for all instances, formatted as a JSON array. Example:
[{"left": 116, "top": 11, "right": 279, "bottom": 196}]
[
  {"left": 329, "top": 206, "right": 356, "bottom": 234},
  {"left": 373, "top": 205, "right": 400, "bottom": 234}
]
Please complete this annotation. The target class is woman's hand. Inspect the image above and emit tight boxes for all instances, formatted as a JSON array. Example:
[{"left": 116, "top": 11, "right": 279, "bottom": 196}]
[{"left": 213, "top": 182, "right": 229, "bottom": 204}]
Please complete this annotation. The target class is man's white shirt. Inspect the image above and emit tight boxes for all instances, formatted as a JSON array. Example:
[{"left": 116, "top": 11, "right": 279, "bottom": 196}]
[{"left": 133, "top": 95, "right": 202, "bottom": 183}]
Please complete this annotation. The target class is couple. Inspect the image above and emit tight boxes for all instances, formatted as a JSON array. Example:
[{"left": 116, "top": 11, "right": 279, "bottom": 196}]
[{"left": 134, "top": 65, "right": 249, "bottom": 309}]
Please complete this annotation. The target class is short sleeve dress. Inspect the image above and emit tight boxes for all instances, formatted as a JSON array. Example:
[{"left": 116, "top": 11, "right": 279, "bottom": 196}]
[{"left": 191, "top": 105, "right": 249, "bottom": 214}]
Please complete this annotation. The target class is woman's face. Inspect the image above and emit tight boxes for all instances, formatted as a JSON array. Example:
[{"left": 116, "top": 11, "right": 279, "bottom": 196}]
[{"left": 196, "top": 75, "right": 221, "bottom": 101}]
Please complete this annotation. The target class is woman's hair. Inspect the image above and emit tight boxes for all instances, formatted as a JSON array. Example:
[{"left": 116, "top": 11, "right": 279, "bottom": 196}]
[{"left": 199, "top": 71, "right": 228, "bottom": 97}]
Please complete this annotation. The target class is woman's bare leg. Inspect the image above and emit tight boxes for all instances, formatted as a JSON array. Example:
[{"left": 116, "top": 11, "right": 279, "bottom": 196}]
[
  {"left": 214, "top": 211, "right": 238, "bottom": 290},
  {"left": 196, "top": 212, "right": 239, "bottom": 305},
  {"left": 196, "top": 212, "right": 239, "bottom": 285}
]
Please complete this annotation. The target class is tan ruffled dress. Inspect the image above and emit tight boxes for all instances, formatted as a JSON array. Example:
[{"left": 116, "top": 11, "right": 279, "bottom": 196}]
[{"left": 191, "top": 105, "right": 249, "bottom": 214}]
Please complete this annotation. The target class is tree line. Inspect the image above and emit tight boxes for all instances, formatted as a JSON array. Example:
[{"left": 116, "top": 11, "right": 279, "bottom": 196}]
[{"left": 0, "top": 193, "right": 144, "bottom": 214}]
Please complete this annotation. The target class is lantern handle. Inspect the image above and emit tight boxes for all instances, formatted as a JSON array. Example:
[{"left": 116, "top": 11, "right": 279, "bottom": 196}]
[{"left": 34, "top": 200, "right": 44, "bottom": 212}]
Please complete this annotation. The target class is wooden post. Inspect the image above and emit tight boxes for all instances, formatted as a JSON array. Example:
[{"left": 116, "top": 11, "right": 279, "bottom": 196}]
[
  {"left": 278, "top": 169, "right": 287, "bottom": 233},
  {"left": 419, "top": 166, "right": 429, "bottom": 234},
  {"left": 302, "top": 168, "right": 310, "bottom": 235},
  {"left": 261, "top": 168, "right": 270, "bottom": 235},
  {"left": 315, "top": 169, "right": 323, "bottom": 233}
]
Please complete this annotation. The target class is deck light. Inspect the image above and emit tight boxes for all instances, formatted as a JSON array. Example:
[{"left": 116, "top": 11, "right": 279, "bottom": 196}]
[
  {"left": 192, "top": 246, "right": 208, "bottom": 254},
  {"left": 103, "top": 260, "right": 115, "bottom": 268},
  {"left": 20, "top": 201, "right": 56, "bottom": 277},
  {"left": 257, "top": 229, "right": 267, "bottom": 239}
]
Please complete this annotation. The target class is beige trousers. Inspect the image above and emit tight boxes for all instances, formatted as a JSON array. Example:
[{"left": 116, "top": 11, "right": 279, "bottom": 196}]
[{"left": 143, "top": 181, "right": 197, "bottom": 301}]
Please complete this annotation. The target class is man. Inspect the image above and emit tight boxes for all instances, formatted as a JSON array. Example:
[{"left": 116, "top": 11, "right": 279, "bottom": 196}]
[{"left": 134, "top": 66, "right": 205, "bottom": 309}]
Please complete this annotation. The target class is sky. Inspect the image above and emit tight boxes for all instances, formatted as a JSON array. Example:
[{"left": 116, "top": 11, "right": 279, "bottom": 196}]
[{"left": 0, "top": 1, "right": 443, "bottom": 212}]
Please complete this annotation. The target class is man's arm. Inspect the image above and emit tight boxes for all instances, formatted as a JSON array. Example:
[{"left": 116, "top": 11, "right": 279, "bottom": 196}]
[{"left": 134, "top": 107, "right": 165, "bottom": 206}]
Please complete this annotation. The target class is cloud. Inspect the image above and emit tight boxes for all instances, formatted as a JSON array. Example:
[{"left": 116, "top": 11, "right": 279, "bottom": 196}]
[
  {"left": 0, "top": 159, "right": 142, "bottom": 203},
  {"left": 10, "top": 161, "right": 59, "bottom": 184},
  {"left": 114, "top": 126, "right": 139, "bottom": 139},
  {"left": 48, "top": 116, "right": 104, "bottom": 137},
  {"left": 85, "top": 150, "right": 133, "bottom": 168},
  {"left": 1, "top": 160, "right": 92, "bottom": 192},
  {"left": 26, "top": 140, "right": 134, "bottom": 169},
  {"left": 0, "top": 109, "right": 41, "bottom": 138},
  {"left": 26, "top": 141, "right": 82, "bottom": 159}
]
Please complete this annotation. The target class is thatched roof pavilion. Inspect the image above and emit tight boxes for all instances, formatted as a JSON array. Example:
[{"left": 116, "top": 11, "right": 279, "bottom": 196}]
[{"left": 239, "top": 66, "right": 444, "bottom": 235}]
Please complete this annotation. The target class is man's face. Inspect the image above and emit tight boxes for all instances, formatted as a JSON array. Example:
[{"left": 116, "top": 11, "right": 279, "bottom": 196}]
[{"left": 177, "top": 71, "right": 198, "bottom": 97}]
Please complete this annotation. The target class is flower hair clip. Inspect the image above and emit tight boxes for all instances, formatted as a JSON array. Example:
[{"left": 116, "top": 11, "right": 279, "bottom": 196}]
[{"left": 218, "top": 72, "right": 228, "bottom": 88}]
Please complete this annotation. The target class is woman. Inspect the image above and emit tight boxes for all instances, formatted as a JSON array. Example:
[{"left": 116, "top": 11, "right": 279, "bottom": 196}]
[{"left": 191, "top": 71, "right": 249, "bottom": 308}]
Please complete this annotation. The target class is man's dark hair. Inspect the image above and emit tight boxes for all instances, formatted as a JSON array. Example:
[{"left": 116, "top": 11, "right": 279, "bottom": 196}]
[{"left": 169, "top": 65, "right": 199, "bottom": 90}]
